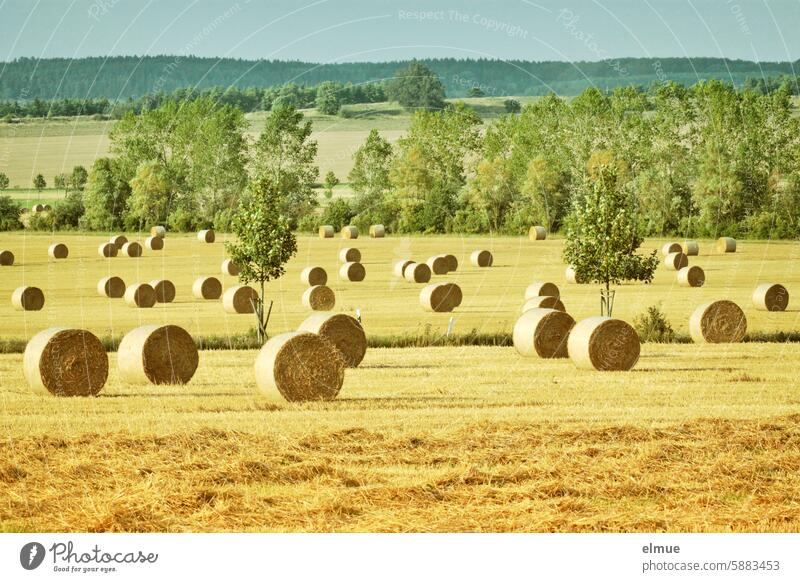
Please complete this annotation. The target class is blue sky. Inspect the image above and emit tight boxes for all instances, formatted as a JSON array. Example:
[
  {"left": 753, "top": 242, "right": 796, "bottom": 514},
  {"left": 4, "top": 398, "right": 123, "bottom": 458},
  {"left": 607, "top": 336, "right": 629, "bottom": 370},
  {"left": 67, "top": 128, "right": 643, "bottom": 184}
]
[{"left": 1, "top": 0, "right": 798, "bottom": 63}]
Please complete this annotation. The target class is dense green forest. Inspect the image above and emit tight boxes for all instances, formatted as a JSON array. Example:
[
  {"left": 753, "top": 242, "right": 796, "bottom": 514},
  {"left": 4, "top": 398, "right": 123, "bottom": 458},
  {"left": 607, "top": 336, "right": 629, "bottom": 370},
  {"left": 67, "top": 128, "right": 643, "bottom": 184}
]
[{"left": 1, "top": 56, "right": 798, "bottom": 100}]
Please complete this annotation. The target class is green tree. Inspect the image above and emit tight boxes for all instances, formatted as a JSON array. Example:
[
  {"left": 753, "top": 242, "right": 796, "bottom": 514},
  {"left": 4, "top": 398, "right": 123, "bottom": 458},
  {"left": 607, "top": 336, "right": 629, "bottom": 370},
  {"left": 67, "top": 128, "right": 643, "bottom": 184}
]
[
  {"left": 465, "top": 157, "right": 515, "bottom": 231},
  {"left": 225, "top": 176, "right": 297, "bottom": 343},
  {"left": 349, "top": 129, "right": 393, "bottom": 209},
  {"left": 387, "top": 61, "right": 446, "bottom": 110},
  {"left": 33, "top": 174, "right": 46, "bottom": 191},
  {"left": 0, "top": 196, "right": 22, "bottom": 230},
  {"left": 468, "top": 87, "right": 485, "bottom": 98},
  {"left": 127, "top": 161, "right": 171, "bottom": 228},
  {"left": 315, "top": 81, "right": 342, "bottom": 115},
  {"left": 81, "top": 157, "right": 131, "bottom": 230},
  {"left": 69, "top": 165, "right": 88, "bottom": 191},
  {"left": 563, "top": 164, "right": 659, "bottom": 316},
  {"left": 321, "top": 197, "right": 354, "bottom": 231},
  {"left": 54, "top": 173, "right": 68, "bottom": 191},
  {"left": 503, "top": 99, "right": 521, "bottom": 113},
  {"left": 0, "top": 173, "right": 9, "bottom": 190},
  {"left": 323, "top": 170, "right": 339, "bottom": 199}
]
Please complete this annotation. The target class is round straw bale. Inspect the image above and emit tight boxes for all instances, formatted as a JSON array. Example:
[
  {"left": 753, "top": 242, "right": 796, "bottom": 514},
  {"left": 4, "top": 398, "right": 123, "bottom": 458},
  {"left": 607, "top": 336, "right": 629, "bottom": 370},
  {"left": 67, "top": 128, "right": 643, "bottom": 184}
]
[
  {"left": 298, "top": 312, "right": 367, "bottom": 368},
  {"left": 420, "top": 282, "right": 461, "bottom": 312},
  {"left": 470, "top": 250, "right": 493, "bottom": 267},
  {"left": 394, "top": 260, "right": 414, "bottom": 278},
  {"left": 223, "top": 285, "right": 259, "bottom": 314},
  {"left": 192, "top": 276, "right": 222, "bottom": 299},
  {"left": 513, "top": 308, "right": 576, "bottom": 358},
  {"left": 42, "top": 204, "right": 52, "bottom": 212},
  {"left": 12, "top": 286, "right": 45, "bottom": 311},
  {"left": 443, "top": 254, "right": 458, "bottom": 273},
  {"left": 565, "top": 266, "right": 586, "bottom": 284},
  {"left": 716, "top": 237, "right": 736, "bottom": 253},
  {"left": 677, "top": 266, "right": 705, "bottom": 288},
  {"left": 664, "top": 251, "right": 688, "bottom": 271},
  {"left": 301, "top": 266, "right": 328, "bottom": 286},
  {"left": 197, "top": 229, "right": 215, "bottom": 243},
  {"left": 525, "top": 281, "right": 560, "bottom": 300},
  {"left": 339, "top": 261, "right": 366, "bottom": 282},
  {"left": 150, "top": 225, "right": 166, "bottom": 238},
  {"left": 97, "top": 276, "right": 126, "bottom": 298},
  {"left": 319, "top": 225, "right": 334, "bottom": 238},
  {"left": 689, "top": 300, "right": 747, "bottom": 343},
  {"left": 682, "top": 240, "right": 699, "bottom": 256},
  {"left": 110, "top": 235, "right": 128, "bottom": 249},
  {"left": 48, "top": 243, "right": 68, "bottom": 259},
  {"left": 98, "top": 242, "right": 117, "bottom": 258},
  {"left": 369, "top": 224, "right": 385, "bottom": 238},
  {"left": 426, "top": 255, "right": 449, "bottom": 275},
  {"left": 302, "top": 285, "right": 336, "bottom": 311},
  {"left": 121, "top": 241, "right": 142, "bottom": 258},
  {"left": 23, "top": 328, "right": 108, "bottom": 396},
  {"left": 522, "top": 296, "right": 566, "bottom": 313},
  {"left": 117, "top": 325, "right": 198, "bottom": 385},
  {"left": 221, "top": 259, "right": 240, "bottom": 276},
  {"left": 529, "top": 225, "right": 547, "bottom": 240},
  {"left": 150, "top": 279, "right": 176, "bottom": 303},
  {"left": 568, "top": 317, "right": 641, "bottom": 371},
  {"left": 752, "top": 283, "right": 789, "bottom": 312},
  {"left": 339, "top": 247, "right": 361, "bottom": 263},
  {"left": 145, "top": 236, "right": 164, "bottom": 251},
  {"left": 404, "top": 262, "right": 431, "bottom": 283},
  {"left": 661, "top": 242, "right": 682, "bottom": 256},
  {"left": 124, "top": 283, "right": 156, "bottom": 308},
  {"left": 0, "top": 249, "right": 14, "bottom": 266},
  {"left": 33, "top": 203, "right": 45, "bottom": 213},
  {"left": 341, "top": 225, "right": 359, "bottom": 239},
  {"left": 255, "top": 331, "right": 345, "bottom": 401}
]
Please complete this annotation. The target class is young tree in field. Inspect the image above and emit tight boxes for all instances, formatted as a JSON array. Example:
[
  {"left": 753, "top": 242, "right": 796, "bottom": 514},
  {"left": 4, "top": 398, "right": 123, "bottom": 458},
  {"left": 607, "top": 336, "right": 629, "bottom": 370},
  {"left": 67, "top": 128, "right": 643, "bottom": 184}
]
[
  {"left": 323, "top": 171, "right": 339, "bottom": 199},
  {"left": 33, "top": 174, "right": 46, "bottom": 191},
  {"left": 563, "top": 164, "right": 659, "bottom": 317},
  {"left": 349, "top": 129, "right": 393, "bottom": 209},
  {"left": 0, "top": 172, "right": 9, "bottom": 190},
  {"left": 81, "top": 157, "right": 131, "bottom": 230},
  {"left": 226, "top": 176, "right": 297, "bottom": 343},
  {"left": 387, "top": 61, "right": 446, "bottom": 110}
]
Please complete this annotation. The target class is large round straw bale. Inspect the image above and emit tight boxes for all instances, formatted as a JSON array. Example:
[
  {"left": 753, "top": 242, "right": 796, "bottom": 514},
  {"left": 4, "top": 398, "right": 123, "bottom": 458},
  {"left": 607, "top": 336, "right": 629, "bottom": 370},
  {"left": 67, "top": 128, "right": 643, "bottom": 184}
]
[
  {"left": 339, "top": 247, "right": 361, "bottom": 262},
  {"left": 404, "top": 262, "right": 431, "bottom": 283},
  {"left": 298, "top": 312, "right": 367, "bottom": 368},
  {"left": 752, "top": 283, "right": 789, "bottom": 312},
  {"left": 525, "top": 281, "right": 560, "bottom": 300},
  {"left": 513, "top": 308, "right": 576, "bottom": 358},
  {"left": 661, "top": 242, "right": 682, "bottom": 256},
  {"left": 522, "top": 296, "right": 566, "bottom": 313},
  {"left": 341, "top": 225, "right": 359, "bottom": 239},
  {"left": 677, "top": 266, "right": 705, "bottom": 288},
  {"left": 394, "top": 260, "right": 414, "bottom": 278},
  {"left": 33, "top": 204, "right": 45, "bottom": 213},
  {"left": 110, "top": 235, "right": 128, "bottom": 249},
  {"left": 369, "top": 224, "right": 385, "bottom": 238},
  {"left": 319, "top": 225, "right": 334, "bottom": 238},
  {"left": 664, "top": 251, "right": 688, "bottom": 271},
  {"left": 426, "top": 255, "right": 449, "bottom": 275},
  {"left": 121, "top": 241, "right": 142, "bottom": 258},
  {"left": 301, "top": 266, "right": 328, "bottom": 286},
  {"left": 48, "top": 243, "right": 68, "bottom": 259},
  {"left": 124, "top": 283, "right": 156, "bottom": 308},
  {"left": 0, "top": 250, "right": 14, "bottom": 266},
  {"left": 529, "top": 226, "right": 547, "bottom": 240},
  {"left": 97, "top": 276, "right": 126, "bottom": 298},
  {"left": 197, "top": 229, "right": 215, "bottom": 243},
  {"left": 23, "top": 328, "right": 107, "bottom": 396},
  {"left": 420, "top": 282, "right": 461, "bottom": 312},
  {"left": 339, "top": 261, "right": 366, "bottom": 282},
  {"left": 568, "top": 317, "right": 641, "bottom": 371},
  {"left": 221, "top": 259, "right": 240, "bottom": 276},
  {"left": 145, "top": 236, "right": 164, "bottom": 251},
  {"left": 42, "top": 204, "right": 52, "bottom": 212},
  {"left": 565, "top": 266, "right": 586, "bottom": 284},
  {"left": 150, "top": 225, "right": 166, "bottom": 238},
  {"left": 192, "top": 276, "right": 222, "bottom": 299},
  {"left": 118, "top": 325, "right": 198, "bottom": 385},
  {"left": 98, "top": 242, "right": 117, "bottom": 258},
  {"left": 150, "top": 279, "right": 176, "bottom": 303},
  {"left": 470, "top": 250, "right": 493, "bottom": 267},
  {"left": 443, "top": 254, "right": 458, "bottom": 273},
  {"left": 223, "top": 285, "right": 259, "bottom": 314},
  {"left": 302, "top": 285, "right": 336, "bottom": 311},
  {"left": 255, "top": 331, "right": 345, "bottom": 401},
  {"left": 689, "top": 300, "right": 747, "bottom": 343},
  {"left": 12, "top": 286, "right": 45, "bottom": 311},
  {"left": 682, "top": 240, "right": 699, "bottom": 256},
  {"left": 716, "top": 237, "right": 736, "bottom": 253}
]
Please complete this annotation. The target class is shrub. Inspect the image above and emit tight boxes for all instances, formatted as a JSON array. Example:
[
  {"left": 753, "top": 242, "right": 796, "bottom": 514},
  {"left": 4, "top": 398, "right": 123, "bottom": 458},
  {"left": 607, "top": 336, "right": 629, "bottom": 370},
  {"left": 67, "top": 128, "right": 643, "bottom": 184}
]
[
  {"left": 0, "top": 196, "right": 22, "bottom": 230},
  {"left": 321, "top": 198, "right": 354, "bottom": 231},
  {"left": 633, "top": 305, "right": 675, "bottom": 343},
  {"left": 51, "top": 191, "right": 84, "bottom": 229},
  {"left": 504, "top": 99, "right": 522, "bottom": 113},
  {"left": 295, "top": 213, "right": 319, "bottom": 233}
]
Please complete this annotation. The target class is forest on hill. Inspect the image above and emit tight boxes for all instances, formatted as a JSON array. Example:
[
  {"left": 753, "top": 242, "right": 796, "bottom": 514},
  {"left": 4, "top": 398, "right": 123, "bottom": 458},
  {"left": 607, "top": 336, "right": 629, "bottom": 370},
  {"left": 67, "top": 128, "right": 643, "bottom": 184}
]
[{"left": 1, "top": 56, "right": 798, "bottom": 100}]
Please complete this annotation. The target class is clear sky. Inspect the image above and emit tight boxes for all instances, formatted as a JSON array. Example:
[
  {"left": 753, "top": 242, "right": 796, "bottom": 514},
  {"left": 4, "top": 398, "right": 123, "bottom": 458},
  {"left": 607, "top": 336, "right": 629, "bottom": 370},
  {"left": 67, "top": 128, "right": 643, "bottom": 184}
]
[{"left": 1, "top": 0, "right": 798, "bottom": 63}]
